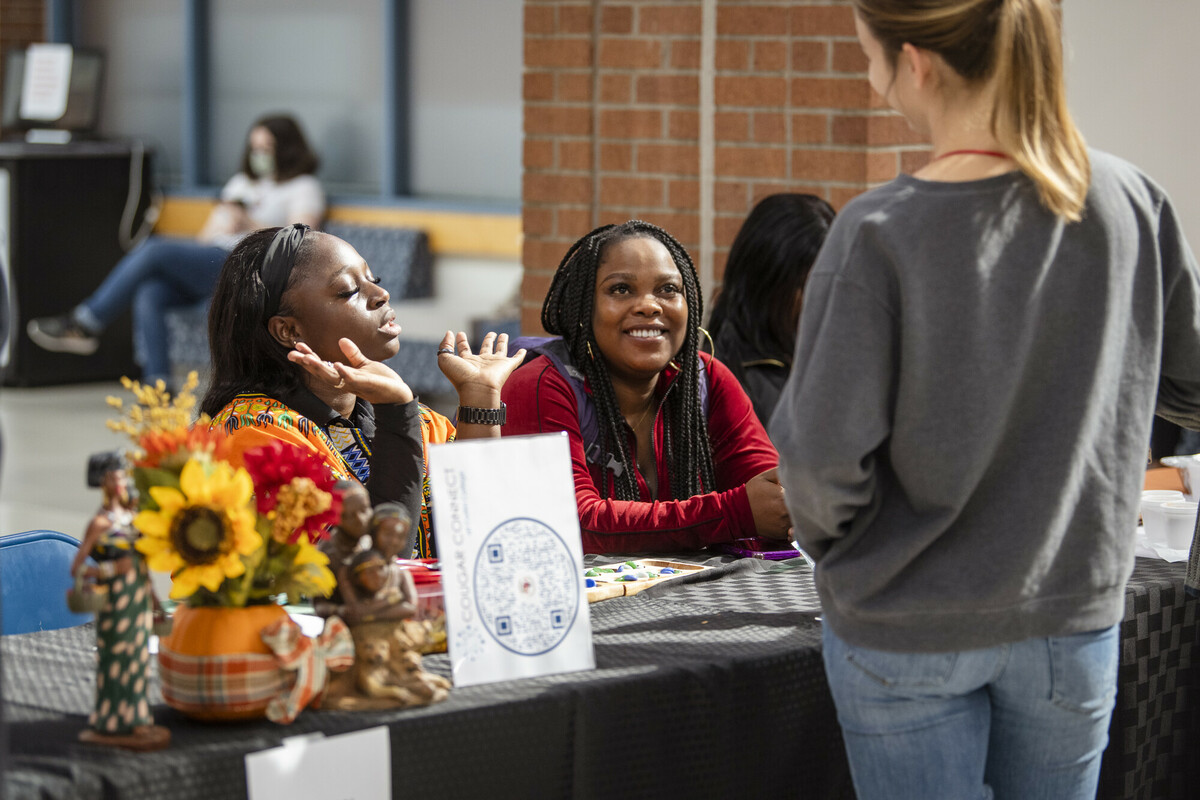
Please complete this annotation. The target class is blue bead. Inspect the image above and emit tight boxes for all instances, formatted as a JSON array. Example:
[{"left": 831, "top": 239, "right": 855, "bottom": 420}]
[{"left": 585, "top": 578, "right": 597, "bottom": 588}]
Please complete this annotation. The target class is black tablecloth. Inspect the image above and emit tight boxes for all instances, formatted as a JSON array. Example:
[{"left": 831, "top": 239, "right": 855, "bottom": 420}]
[
  {"left": 1100, "top": 558, "right": 1200, "bottom": 800},
  {"left": 2, "top": 558, "right": 1196, "bottom": 800},
  {"left": 2, "top": 558, "right": 848, "bottom": 800}
]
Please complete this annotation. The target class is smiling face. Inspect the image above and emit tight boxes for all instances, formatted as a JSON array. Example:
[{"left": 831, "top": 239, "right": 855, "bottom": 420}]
[
  {"left": 592, "top": 236, "right": 688, "bottom": 386},
  {"left": 274, "top": 232, "right": 402, "bottom": 364}
]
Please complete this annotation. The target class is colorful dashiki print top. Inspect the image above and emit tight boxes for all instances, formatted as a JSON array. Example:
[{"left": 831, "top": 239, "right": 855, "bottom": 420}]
[{"left": 210, "top": 394, "right": 455, "bottom": 558}]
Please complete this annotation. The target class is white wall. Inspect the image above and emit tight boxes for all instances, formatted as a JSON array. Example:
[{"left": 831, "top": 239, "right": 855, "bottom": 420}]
[
  {"left": 77, "top": 0, "right": 523, "bottom": 202},
  {"left": 411, "top": 0, "right": 523, "bottom": 203},
  {"left": 78, "top": 1, "right": 185, "bottom": 186},
  {"left": 1063, "top": 1, "right": 1200, "bottom": 245},
  {"left": 392, "top": 255, "right": 522, "bottom": 341},
  {"left": 210, "top": 0, "right": 386, "bottom": 196}
]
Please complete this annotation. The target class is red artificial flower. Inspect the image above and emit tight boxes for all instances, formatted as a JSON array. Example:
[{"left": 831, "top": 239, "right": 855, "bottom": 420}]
[{"left": 241, "top": 441, "right": 342, "bottom": 543}]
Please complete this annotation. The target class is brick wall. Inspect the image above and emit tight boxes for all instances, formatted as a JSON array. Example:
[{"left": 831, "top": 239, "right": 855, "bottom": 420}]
[
  {"left": 0, "top": 0, "right": 46, "bottom": 130},
  {"left": 521, "top": 0, "right": 929, "bottom": 334}
]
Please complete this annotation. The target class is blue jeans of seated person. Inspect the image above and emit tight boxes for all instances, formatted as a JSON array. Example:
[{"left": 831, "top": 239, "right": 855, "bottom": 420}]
[
  {"left": 822, "top": 623, "right": 1118, "bottom": 800},
  {"left": 74, "top": 237, "right": 227, "bottom": 385}
]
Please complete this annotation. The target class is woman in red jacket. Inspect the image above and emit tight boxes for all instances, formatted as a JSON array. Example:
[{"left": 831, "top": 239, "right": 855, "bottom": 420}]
[{"left": 502, "top": 220, "right": 792, "bottom": 554}]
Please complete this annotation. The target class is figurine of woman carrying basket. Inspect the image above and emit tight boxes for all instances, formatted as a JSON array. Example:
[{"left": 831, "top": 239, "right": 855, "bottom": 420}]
[{"left": 70, "top": 451, "right": 170, "bottom": 751}]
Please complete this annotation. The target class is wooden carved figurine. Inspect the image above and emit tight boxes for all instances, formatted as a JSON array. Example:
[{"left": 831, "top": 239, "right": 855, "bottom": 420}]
[
  {"left": 321, "top": 504, "right": 450, "bottom": 710},
  {"left": 314, "top": 480, "right": 372, "bottom": 618},
  {"left": 322, "top": 619, "right": 451, "bottom": 711},
  {"left": 72, "top": 452, "right": 170, "bottom": 751}
]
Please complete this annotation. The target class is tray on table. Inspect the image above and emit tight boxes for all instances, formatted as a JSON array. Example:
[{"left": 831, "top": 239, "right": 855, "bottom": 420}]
[{"left": 584, "top": 559, "right": 710, "bottom": 603}]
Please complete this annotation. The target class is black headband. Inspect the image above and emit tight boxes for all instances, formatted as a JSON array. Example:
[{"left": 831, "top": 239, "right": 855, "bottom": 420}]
[{"left": 261, "top": 223, "right": 310, "bottom": 319}]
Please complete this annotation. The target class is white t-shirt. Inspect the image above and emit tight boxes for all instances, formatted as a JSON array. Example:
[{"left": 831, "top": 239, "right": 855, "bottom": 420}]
[{"left": 211, "top": 172, "right": 326, "bottom": 249}]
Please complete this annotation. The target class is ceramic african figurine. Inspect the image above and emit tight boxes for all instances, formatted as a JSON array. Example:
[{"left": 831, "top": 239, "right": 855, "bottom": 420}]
[
  {"left": 319, "top": 504, "right": 449, "bottom": 710},
  {"left": 339, "top": 548, "right": 418, "bottom": 626},
  {"left": 321, "top": 618, "right": 450, "bottom": 711},
  {"left": 314, "top": 480, "right": 372, "bottom": 618},
  {"left": 72, "top": 452, "right": 170, "bottom": 751}
]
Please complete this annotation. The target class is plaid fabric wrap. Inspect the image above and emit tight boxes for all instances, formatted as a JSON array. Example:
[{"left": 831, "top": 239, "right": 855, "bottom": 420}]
[
  {"left": 158, "top": 616, "right": 354, "bottom": 724},
  {"left": 260, "top": 615, "right": 354, "bottom": 723},
  {"left": 158, "top": 648, "right": 285, "bottom": 718}
]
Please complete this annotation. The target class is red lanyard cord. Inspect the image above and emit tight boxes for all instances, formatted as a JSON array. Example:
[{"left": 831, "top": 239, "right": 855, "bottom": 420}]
[{"left": 931, "top": 149, "right": 1011, "bottom": 161}]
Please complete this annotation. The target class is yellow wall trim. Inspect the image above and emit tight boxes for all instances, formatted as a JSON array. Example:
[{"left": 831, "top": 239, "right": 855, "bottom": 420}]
[{"left": 153, "top": 196, "right": 521, "bottom": 259}]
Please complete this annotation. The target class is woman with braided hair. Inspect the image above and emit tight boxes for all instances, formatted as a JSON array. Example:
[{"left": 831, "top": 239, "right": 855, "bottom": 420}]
[{"left": 502, "top": 220, "right": 792, "bottom": 554}]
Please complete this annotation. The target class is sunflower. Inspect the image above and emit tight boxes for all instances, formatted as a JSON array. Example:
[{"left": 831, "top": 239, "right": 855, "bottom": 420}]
[{"left": 134, "top": 458, "right": 260, "bottom": 600}]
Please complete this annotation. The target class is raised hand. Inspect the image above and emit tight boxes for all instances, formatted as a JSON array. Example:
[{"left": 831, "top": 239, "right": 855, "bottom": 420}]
[
  {"left": 288, "top": 339, "right": 414, "bottom": 406},
  {"left": 435, "top": 330, "right": 527, "bottom": 408}
]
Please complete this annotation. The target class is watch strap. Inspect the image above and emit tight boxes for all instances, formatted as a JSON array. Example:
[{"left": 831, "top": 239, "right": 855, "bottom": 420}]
[{"left": 456, "top": 403, "right": 507, "bottom": 426}]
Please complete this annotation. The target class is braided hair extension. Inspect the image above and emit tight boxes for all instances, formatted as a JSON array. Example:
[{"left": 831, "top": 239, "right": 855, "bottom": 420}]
[{"left": 541, "top": 221, "right": 716, "bottom": 501}]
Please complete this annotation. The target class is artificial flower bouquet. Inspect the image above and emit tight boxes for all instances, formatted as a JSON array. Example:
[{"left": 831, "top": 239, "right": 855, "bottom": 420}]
[
  {"left": 107, "top": 374, "right": 339, "bottom": 606},
  {"left": 106, "top": 375, "right": 352, "bottom": 722}
]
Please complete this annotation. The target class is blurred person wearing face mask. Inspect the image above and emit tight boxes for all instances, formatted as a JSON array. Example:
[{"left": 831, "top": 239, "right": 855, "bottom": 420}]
[{"left": 27, "top": 113, "right": 324, "bottom": 389}]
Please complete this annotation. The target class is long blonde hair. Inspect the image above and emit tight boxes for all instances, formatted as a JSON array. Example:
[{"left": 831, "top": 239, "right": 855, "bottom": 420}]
[{"left": 853, "top": 0, "right": 1090, "bottom": 221}]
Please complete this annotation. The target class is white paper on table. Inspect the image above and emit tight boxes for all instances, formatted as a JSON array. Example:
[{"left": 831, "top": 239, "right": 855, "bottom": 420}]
[
  {"left": 19, "top": 44, "right": 73, "bottom": 121},
  {"left": 429, "top": 432, "right": 595, "bottom": 687},
  {"left": 1134, "top": 525, "right": 1189, "bottom": 562},
  {"left": 245, "top": 728, "right": 390, "bottom": 800}
]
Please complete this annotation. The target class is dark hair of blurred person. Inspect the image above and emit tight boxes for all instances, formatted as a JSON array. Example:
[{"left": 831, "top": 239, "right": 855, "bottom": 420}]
[{"left": 706, "top": 193, "right": 835, "bottom": 423}]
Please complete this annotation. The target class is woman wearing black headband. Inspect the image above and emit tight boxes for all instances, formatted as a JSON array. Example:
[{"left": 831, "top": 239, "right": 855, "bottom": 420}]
[{"left": 201, "top": 224, "right": 524, "bottom": 558}]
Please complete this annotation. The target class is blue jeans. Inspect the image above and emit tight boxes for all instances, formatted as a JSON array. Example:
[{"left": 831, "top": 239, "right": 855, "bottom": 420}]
[
  {"left": 822, "top": 623, "right": 1118, "bottom": 800},
  {"left": 75, "top": 237, "right": 227, "bottom": 384}
]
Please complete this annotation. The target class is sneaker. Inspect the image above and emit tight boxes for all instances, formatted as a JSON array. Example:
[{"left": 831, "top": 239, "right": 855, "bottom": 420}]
[{"left": 26, "top": 315, "right": 100, "bottom": 355}]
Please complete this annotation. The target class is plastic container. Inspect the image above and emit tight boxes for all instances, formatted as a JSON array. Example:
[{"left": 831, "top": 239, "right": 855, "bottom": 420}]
[
  {"left": 1141, "top": 490, "right": 1185, "bottom": 546},
  {"left": 1160, "top": 500, "right": 1199, "bottom": 551},
  {"left": 399, "top": 559, "right": 446, "bottom": 653}
]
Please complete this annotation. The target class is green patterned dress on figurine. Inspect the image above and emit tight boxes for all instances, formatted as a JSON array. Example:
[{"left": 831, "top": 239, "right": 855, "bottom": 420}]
[{"left": 90, "top": 524, "right": 154, "bottom": 734}]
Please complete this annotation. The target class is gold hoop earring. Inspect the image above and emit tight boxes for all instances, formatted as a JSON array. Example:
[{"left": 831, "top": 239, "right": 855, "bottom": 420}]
[{"left": 699, "top": 326, "right": 715, "bottom": 356}]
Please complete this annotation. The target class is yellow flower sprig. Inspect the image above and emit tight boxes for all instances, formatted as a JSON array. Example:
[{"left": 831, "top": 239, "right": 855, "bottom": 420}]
[{"left": 106, "top": 372, "right": 202, "bottom": 450}]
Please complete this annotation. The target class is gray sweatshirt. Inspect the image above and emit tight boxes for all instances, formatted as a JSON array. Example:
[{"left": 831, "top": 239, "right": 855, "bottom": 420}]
[{"left": 771, "top": 151, "right": 1200, "bottom": 653}]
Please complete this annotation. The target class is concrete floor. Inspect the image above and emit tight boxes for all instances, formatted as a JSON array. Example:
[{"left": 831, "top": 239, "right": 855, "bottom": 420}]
[{"left": 1, "top": 381, "right": 134, "bottom": 541}]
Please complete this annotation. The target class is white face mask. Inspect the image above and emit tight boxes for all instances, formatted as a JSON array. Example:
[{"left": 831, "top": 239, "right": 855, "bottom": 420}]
[{"left": 248, "top": 149, "right": 275, "bottom": 178}]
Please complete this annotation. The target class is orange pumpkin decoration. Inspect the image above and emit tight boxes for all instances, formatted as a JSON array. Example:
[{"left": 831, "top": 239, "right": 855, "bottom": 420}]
[{"left": 158, "top": 603, "right": 289, "bottom": 721}]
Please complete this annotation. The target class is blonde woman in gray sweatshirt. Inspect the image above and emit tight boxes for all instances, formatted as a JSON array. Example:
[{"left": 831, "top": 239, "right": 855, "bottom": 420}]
[{"left": 771, "top": 2, "right": 1200, "bottom": 799}]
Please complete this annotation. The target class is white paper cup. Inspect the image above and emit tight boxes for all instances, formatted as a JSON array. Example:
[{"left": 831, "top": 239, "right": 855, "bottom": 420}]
[
  {"left": 1161, "top": 500, "right": 1198, "bottom": 550},
  {"left": 1142, "top": 490, "right": 1185, "bottom": 545}
]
